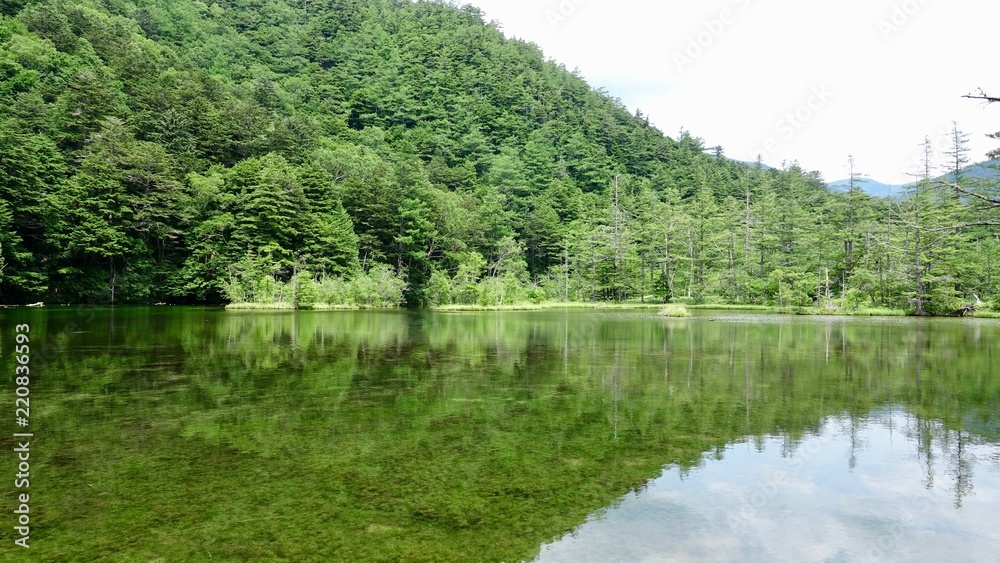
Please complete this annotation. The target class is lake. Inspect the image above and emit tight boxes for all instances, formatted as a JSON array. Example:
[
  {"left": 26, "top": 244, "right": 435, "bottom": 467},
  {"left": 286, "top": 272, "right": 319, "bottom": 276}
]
[{"left": 1, "top": 307, "right": 999, "bottom": 561}]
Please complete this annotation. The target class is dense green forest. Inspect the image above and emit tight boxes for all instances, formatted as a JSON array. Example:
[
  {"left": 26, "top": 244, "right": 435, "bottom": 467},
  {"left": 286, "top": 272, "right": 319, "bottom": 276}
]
[{"left": 1, "top": 0, "right": 998, "bottom": 313}]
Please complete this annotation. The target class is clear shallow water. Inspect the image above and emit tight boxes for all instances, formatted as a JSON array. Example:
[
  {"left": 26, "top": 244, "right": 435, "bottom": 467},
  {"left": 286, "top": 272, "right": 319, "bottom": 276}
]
[
  {"left": 537, "top": 409, "right": 1000, "bottom": 562},
  {"left": 0, "top": 307, "right": 998, "bottom": 561}
]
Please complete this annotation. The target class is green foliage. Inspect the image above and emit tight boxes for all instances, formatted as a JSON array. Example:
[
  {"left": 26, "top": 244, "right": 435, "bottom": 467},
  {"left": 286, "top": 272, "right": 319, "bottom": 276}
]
[
  {"left": 658, "top": 304, "right": 690, "bottom": 317},
  {"left": 923, "top": 278, "right": 967, "bottom": 317},
  {"left": 222, "top": 252, "right": 287, "bottom": 306},
  {"left": 314, "top": 275, "right": 349, "bottom": 307},
  {"left": 348, "top": 263, "right": 407, "bottom": 308},
  {"left": 292, "top": 269, "right": 317, "bottom": 310},
  {"left": 225, "top": 258, "right": 406, "bottom": 309},
  {"left": 767, "top": 269, "right": 814, "bottom": 308},
  {"left": 526, "top": 284, "right": 546, "bottom": 304},
  {"left": 0, "top": 0, "right": 994, "bottom": 311},
  {"left": 424, "top": 268, "right": 453, "bottom": 306}
]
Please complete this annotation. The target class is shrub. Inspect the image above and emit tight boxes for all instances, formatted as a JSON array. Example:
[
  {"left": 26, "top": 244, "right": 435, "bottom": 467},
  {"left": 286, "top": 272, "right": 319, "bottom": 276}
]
[
  {"left": 658, "top": 304, "right": 690, "bottom": 317},
  {"left": 292, "top": 270, "right": 317, "bottom": 310}
]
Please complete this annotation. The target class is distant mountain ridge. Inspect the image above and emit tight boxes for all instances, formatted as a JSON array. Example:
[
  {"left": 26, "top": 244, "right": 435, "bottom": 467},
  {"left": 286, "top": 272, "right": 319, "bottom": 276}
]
[
  {"left": 940, "top": 159, "right": 1000, "bottom": 183},
  {"left": 826, "top": 178, "right": 904, "bottom": 198},
  {"left": 727, "top": 158, "right": 774, "bottom": 170},
  {"left": 828, "top": 159, "right": 1000, "bottom": 197}
]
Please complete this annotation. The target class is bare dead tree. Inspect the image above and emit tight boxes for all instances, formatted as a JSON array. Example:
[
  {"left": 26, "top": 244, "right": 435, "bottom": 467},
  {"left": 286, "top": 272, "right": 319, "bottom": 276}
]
[
  {"left": 938, "top": 93, "right": 1000, "bottom": 210},
  {"left": 965, "top": 89, "right": 1000, "bottom": 158}
]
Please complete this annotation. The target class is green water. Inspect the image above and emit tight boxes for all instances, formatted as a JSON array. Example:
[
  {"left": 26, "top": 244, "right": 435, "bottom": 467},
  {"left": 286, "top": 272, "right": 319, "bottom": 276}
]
[{"left": 1, "top": 308, "right": 999, "bottom": 561}]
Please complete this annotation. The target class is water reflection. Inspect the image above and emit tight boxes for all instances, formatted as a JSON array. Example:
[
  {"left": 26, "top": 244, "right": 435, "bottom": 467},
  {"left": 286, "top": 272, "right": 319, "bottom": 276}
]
[
  {"left": 536, "top": 409, "right": 1000, "bottom": 562},
  {"left": 1, "top": 308, "right": 999, "bottom": 560}
]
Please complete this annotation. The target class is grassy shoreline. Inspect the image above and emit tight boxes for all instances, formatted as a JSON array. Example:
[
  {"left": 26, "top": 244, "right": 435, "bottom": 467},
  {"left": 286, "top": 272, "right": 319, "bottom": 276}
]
[
  {"left": 224, "top": 302, "right": 392, "bottom": 311},
  {"left": 780, "top": 306, "right": 909, "bottom": 317},
  {"left": 223, "top": 300, "right": 997, "bottom": 318},
  {"left": 687, "top": 304, "right": 780, "bottom": 311},
  {"left": 690, "top": 304, "right": 913, "bottom": 316},
  {"left": 430, "top": 302, "right": 671, "bottom": 312},
  {"left": 431, "top": 304, "right": 544, "bottom": 311}
]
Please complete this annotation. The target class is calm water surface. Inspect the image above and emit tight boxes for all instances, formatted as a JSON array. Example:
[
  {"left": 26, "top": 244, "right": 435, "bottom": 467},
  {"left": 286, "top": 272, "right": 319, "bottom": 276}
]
[
  {"left": 537, "top": 409, "right": 1000, "bottom": 562},
  {"left": 0, "top": 307, "right": 998, "bottom": 561}
]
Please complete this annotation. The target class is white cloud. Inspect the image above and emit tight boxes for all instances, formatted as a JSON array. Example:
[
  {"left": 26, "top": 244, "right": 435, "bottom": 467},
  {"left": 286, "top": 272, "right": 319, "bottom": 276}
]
[
  {"left": 468, "top": 0, "right": 1000, "bottom": 184},
  {"left": 534, "top": 411, "right": 1000, "bottom": 562}
]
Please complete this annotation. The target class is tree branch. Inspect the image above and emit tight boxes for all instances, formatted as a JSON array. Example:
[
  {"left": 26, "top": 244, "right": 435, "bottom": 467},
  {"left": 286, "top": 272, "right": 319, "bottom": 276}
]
[
  {"left": 925, "top": 222, "right": 1000, "bottom": 232},
  {"left": 933, "top": 180, "right": 1000, "bottom": 206},
  {"left": 963, "top": 88, "right": 1000, "bottom": 104}
]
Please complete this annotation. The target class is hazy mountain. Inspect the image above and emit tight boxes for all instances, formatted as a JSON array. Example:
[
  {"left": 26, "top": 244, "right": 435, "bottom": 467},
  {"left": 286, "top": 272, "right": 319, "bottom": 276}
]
[
  {"left": 827, "top": 178, "right": 904, "bottom": 197},
  {"left": 938, "top": 159, "right": 1000, "bottom": 183},
  {"left": 829, "top": 159, "right": 1000, "bottom": 197}
]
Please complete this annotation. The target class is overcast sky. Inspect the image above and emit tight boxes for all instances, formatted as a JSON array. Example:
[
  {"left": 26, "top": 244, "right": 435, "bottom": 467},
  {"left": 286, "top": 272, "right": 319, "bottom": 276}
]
[{"left": 465, "top": 0, "right": 1000, "bottom": 185}]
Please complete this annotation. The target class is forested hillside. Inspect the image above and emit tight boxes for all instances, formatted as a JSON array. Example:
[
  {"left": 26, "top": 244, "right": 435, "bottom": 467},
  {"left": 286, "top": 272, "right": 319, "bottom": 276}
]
[{"left": 1, "top": 0, "right": 998, "bottom": 313}]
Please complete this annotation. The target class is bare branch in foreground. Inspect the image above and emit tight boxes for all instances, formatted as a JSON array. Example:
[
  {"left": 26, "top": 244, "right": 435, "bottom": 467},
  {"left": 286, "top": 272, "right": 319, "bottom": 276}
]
[
  {"left": 933, "top": 180, "right": 1000, "bottom": 207},
  {"left": 963, "top": 88, "right": 1000, "bottom": 104}
]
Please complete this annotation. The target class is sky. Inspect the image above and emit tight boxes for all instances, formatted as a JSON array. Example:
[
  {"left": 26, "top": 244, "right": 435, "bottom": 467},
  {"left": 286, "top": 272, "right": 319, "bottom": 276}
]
[
  {"left": 464, "top": 0, "right": 1000, "bottom": 185},
  {"left": 536, "top": 412, "right": 1000, "bottom": 561}
]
